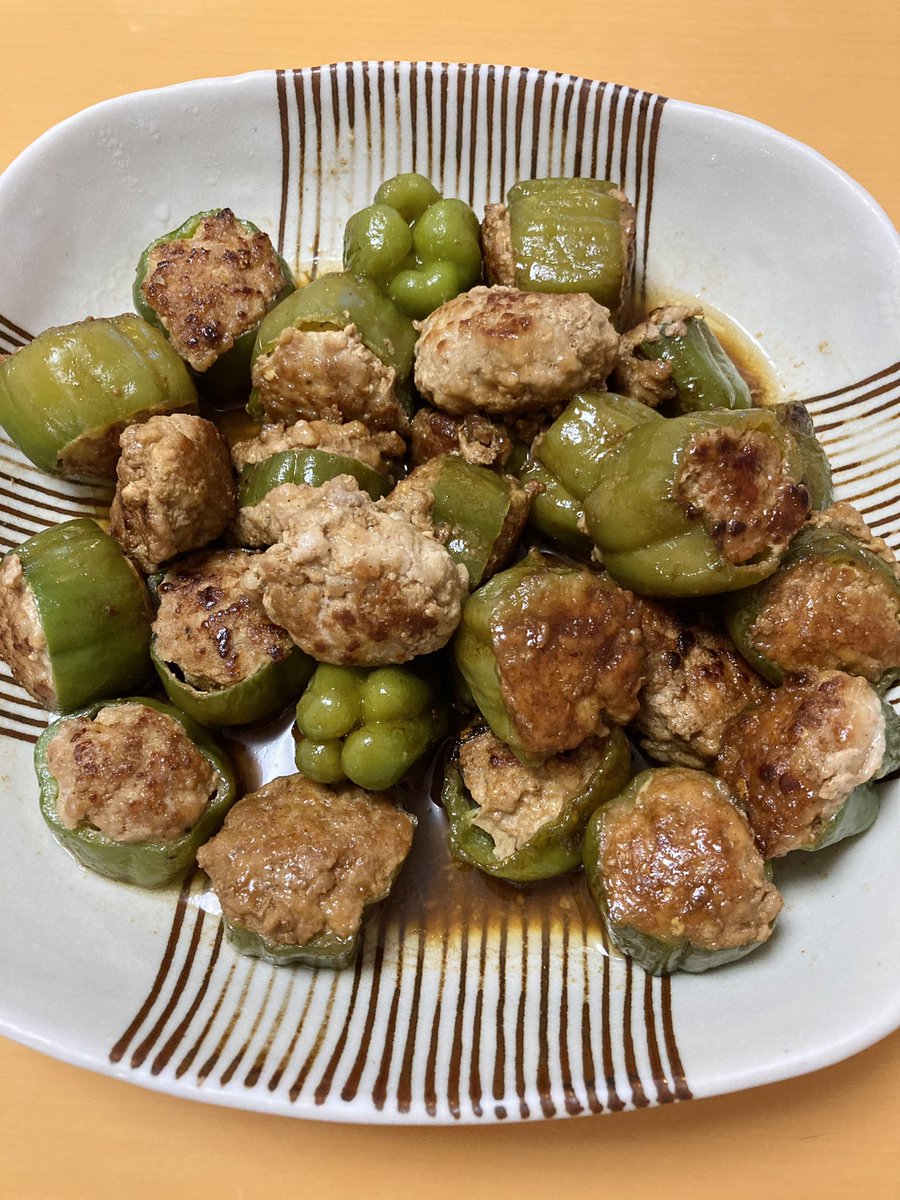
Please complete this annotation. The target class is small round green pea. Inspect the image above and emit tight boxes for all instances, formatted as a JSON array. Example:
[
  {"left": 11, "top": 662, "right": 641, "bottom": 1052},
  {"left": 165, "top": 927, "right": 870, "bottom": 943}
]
[
  {"left": 388, "top": 261, "right": 464, "bottom": 320},
  {"left": 374, "top": 173, "right": 442, "bottom": 224},
  {"left": 412, "top": 199, "right": 482, "bottom": 285},
  {"left": 362, "top": 667, "right": 432, "bottom": 724},
  {"left": 343, "top": 204, "right": 413, "bottom": 285},
  {"left": 295, "top": 737, "right": 346, "bottom": 784},
  {"left": 296, "top": 664, "right": 364, "bottom": 740},
  {"left": 341, "top": 714, "right": 437, "bottom": 791}
]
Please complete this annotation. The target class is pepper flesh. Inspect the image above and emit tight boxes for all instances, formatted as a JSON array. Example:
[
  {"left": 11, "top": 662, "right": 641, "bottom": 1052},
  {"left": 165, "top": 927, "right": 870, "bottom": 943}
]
[
  {"left": 34, "top": 696, "right": 239, "bottom": 888},
  {"left": 237, "top": 448, "right": 392, "bottom": 510},
  {"left": 632, "top": 307, "right": 752, "bottom": 413},
  {"left": 4, "top": 518, "right": 153, "bottom": 712},
  {"left": 0, "top": 314, "right": 197, "bottom": 482},
  {"left": 442, "top": 726, "right": 632, "bottom": 882}
]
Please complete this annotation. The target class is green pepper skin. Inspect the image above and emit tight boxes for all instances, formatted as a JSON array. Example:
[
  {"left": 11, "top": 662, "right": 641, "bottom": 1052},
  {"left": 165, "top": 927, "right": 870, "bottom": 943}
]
[
  {"left": 34, "top": 697, "right": 239, "bottom": 888},
  {"left": 583, "top": 408, "right": 809, "bottom": 597},
  {"left": 773, "top": 402, "right": 833, "bottom": 511},
  {"left": 249, "top": 272, "right": 417, "bottom": 417},
  {"left": 151, "top": 641, "right": 315, "bottom": 727},
  {"left": 12, "top": 518, "right": 153, "bottom": 712},
  {"left": 237, "top": 448, "right": 391, "bottom": 509},
  {"left": 133, "top": 210, "right": 295, "bottom": 407},
  {"left": 534, "top": 391, "right": 661, "bottom": 502},
  {"left": 582, "top": 771, "right": 777, "bottom": 974},
  {"left": 724, "top": 525, "right": 900, "bottom": 688},
  {"left": 221, "top": 916, "right": 359, "bottom": 969},
  {"left": 294, "top": 662, "right": 448, "bottom": 791},
  {"left": 0, "top": 315, "right": 197, "bottom": 482},
  {"left": 516, "top": 454, "right": 594, "bottom": 560},
  {"left": 504, "top": 178, "right": 633, "bottom": 319},
  {"left": 344, "top": 175, "right": 483, "bottom": 320},
  {"left": 635, "top": 312, "right": 752, "bottom": 413},
  {"left": 442, "top": 727, "right": 632, "bottom": 882}
]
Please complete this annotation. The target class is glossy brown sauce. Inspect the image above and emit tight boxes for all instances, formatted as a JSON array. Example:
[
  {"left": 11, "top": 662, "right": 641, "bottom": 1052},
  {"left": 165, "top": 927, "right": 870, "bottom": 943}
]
[{"left": 224, "top": 710, "right": 609, "bottom": 947}]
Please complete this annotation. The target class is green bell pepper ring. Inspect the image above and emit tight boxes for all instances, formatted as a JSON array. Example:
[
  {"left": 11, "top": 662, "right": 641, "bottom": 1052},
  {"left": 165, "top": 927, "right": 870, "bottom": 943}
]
[
  {"left": 294, "top": 662, "right": 448, "bottom": 791},
  {"left": 442, "top": 727, "right": 632, "bottom": 883},
  {"left": 504, "top": 177, "right": 634, "bottom": 320},
  {"left": 724, "top": 525, "right": 900, "bottom": 688},
  {"left": 0, "top": 314, "right": 197, "bottom": 483},
  {"left": 634, "top": 309, "right": 752, "bottom": 413},
  {"left": 34, "top": 696, "right": 239, "bottom": 888},
  {"left": 134, "top": 209, "right": 295, "bottom": 407},
  {"left": 10, "top": 518, "right": 153, "bottom": 712},
  {"left": 583, "top": 408, "right": 811, "bottom": 597},
  {"left": 237, "top": 448, "right": 391, "bottom": 510},
  {"left": 219, "top": 917, "right": 361, "bottom": 970},
  {"left": 582, "top": 768, "right": 779, "bottom": 974},
  {"left": 534, "top": 390, "right": 662, "bottom": 502}
]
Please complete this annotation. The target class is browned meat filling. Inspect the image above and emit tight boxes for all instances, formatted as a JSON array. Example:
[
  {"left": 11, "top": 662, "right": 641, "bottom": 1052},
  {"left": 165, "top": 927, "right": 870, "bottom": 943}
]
[
  {"left": 47, "top": 703, "right": 216, "bottom": 842},
  {"left": 242, "top": 476, "right": 468, "bottom": 666},
  {"left": 197, "top": 774, "right": 415, "bottom": 946},
  {"left": 480, "top": 203, "right": 516, "bottom": 287},
  {"left": 750, "top": 556, "right": 900, "bottom": 684},
  {"left": 599, "top": 768, "right": 782, "bottom": 950},
  {"left": 141, "top": 209, "right": 287, "bottom": 372},
  {"left": 492, "top": 567, "right": 646, "bottom": 757},
  {"left": 610, "top": 306, "right": 702, "bottom": 408},
  {"left": 460, "top": 728, "right": 606, "bottom": 858},
  {"left": 108, "top": 413, "right": 236, "bottom": 573},
  {"left": 409, "top": 407, "right": 513, "bottom": 469},
  {"left": 674, "top": 426, "right": 809, "bottom": 564},
  {"left": 634, "top": 600, "right": 769, "bottom": 768},
  {"left": 715, "top": 670, "right": 886, "bottom": 857},
  {"left": 0, "top": 553, "right": 55, "bottom": 707},
  {"left": 231, "top": 418, "right": 404, "bottom": 475},
  {"left": 414, "top": 286, "right": 620, "bottom": 417},
  {"left": 153, "top": 550, "right": 294, "bottom": 691},
  {"left": 251, "top": 324, "right": 408, "bottom": 432}
]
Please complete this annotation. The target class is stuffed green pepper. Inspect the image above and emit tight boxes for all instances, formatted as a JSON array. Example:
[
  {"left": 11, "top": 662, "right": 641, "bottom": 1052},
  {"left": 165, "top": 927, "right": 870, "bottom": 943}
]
[{"left": 35, "top": 696, "right": 239, "bottom": 888}]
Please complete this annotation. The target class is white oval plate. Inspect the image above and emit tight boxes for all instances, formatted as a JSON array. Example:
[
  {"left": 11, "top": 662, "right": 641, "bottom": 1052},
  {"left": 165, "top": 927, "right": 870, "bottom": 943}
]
[{"left": 1, "top": 64, "right": 899, "bottom": 1124}]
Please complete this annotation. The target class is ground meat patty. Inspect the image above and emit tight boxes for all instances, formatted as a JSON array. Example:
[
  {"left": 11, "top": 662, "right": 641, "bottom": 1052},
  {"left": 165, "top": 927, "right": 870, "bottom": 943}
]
[
  {"left": 46, "top": 703, "right": 216, "bottom": 842},
  {"left": 251, "top": 324, "right": 407, "bottom": 432},
  {"left": 460, "top": 728, "right": 606, "bottom": 859},
  {"left": 153, "top": 550, "right": 294, "bottom": 691},
  {"left": 492, "top": 567, "right": 646, "bottom": 757},
  {"left": 0, "top": 552, "right": 55, "bottom": 707},
  {"left": 414, "top": 286, "right": 620, "bottom": 416},
  {"left": 674, "top": 425, "right": 810, "bottom": 564},
  {"left": 634, "top": 600, "right": 769, "bottom": 768},
  {"left": 141, "top": 209, "right": 287, "bottom": 373},
  {"left": 231, "top": 418, "right": 404, "bottom": 474},
  {"left": 408, "top": 407, "right": 513, "bottom": 469},
  {"left": 716, "top": 670, "right": 886, "bottom": 858},
  {"left": 598, "top": 768, "right": 782, "bottom": 951},
  {"left": 109, "top": 413, "right": 236, "bottom": 573},
  {"left": 242, "top": 476, "right": 468, "bottom": 665},
  {"left": 197, "top": 774, "right": 415, "bottom": 946}
]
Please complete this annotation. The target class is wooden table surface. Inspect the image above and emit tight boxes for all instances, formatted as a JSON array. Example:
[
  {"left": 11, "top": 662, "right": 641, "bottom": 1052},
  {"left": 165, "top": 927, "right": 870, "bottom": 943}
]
[{"left": 2, "top": 2, "right": 899, "bottom": 1196}]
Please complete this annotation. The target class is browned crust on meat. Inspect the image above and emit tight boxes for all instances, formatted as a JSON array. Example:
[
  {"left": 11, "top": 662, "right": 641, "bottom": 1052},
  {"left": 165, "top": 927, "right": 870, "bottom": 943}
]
[
  {"left": 634, "top": 600, "right": 769, "bottom": 767},
  {"left": 413, "top": 286, "right": 620, "bottom": 417},
  {"left": 47, "top": 703, "right": 216, "bottom": 843},
  {"left": 408, "top": 407, "right": 513, "bottom": 469},
  {"left": 715, "top": 670, "right": 886, "bottom": 857},
  {"left": 599, "top": 768, "right": 781, "bottom": 950},
  {"left": 153, "top": 550, "right": 293, "bottom": 690},
  {"left": 197, "top": 774, "right": 415, "bottom": 945},
  {"left": 481, "top": 203, "right": 516, "bottom": 287},
  {"left": 674, "top": 426, "right": 810, "bottom": 564},
  {"left": 141, "top": 209, "right": 286, "bottom": 372},
  {"left": 492, "top": 568, "right": 646, "bottom": 755},
  {"left": 108, "top": 413, "right": 236, "bottom": 573},
  {"left": 750, "top": 555, "right": 900, "bottom": 683}
]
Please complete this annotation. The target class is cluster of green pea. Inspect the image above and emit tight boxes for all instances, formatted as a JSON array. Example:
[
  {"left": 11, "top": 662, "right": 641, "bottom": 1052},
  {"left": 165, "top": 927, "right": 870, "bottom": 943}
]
[
  {"left": 294, "top": 663, "right": 447, "bottom": 792},
  {"left": 343, "top": 173, "right": 482, "bottom": 319}
]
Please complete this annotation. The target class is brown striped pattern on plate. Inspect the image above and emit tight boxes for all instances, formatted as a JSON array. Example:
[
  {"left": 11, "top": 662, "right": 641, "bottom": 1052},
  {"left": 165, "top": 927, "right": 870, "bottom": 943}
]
[{"left": 1, "top": 63, "right": 898, "bottom": 1124}]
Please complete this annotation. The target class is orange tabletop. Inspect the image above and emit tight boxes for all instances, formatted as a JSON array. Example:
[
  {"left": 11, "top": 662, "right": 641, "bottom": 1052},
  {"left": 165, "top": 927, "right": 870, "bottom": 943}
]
[{"left": 2, "top": 2, "right": 899, "bottom": 1197}]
